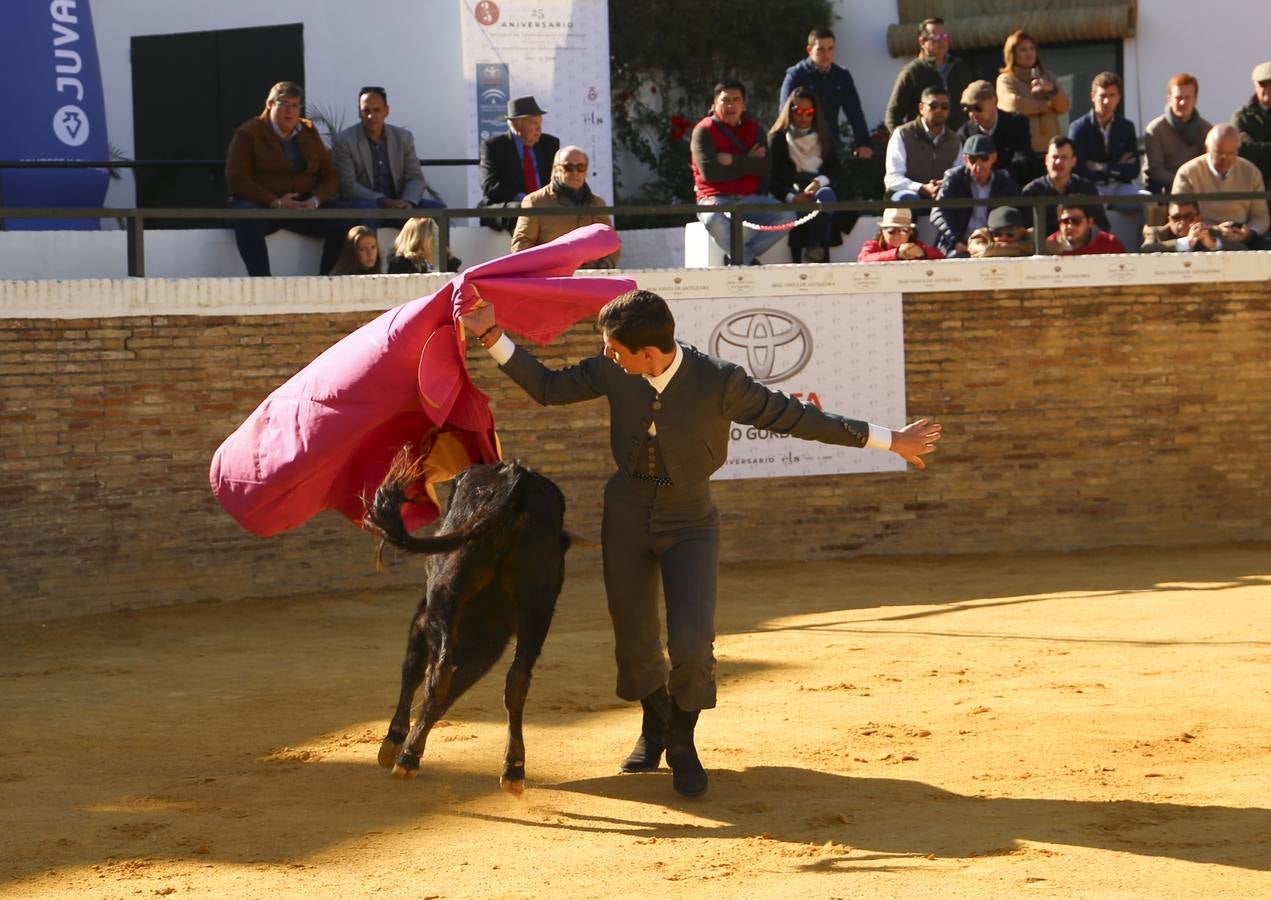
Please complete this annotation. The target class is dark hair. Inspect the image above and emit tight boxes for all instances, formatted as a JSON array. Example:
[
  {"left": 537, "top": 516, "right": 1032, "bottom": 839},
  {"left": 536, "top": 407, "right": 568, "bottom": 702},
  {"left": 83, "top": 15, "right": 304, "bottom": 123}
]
[
  {"left": 266, "top": 81, "right": 303, "bottom": 104},
  {"left": 1091, "top": 71, "right": 1122, "bottom": 93},
  {"left": 918, "top": 17, "right": 944, "bottom": 38},
  {"left": 712, "top": 80, "right": 747, "bottom": 102},
  {"left": 807, "top": 26, "right": 835, "bottom": 44},
  {"left": 920, "top": 86, "right": 949, "bottom": 102},
  {"left": 769, "top": 86, "right": 831, "bottom": 151},
  {"left": 1047, "top": 135, "right": 1075, "bottom": 153},
  {"left": 1058, "top": 202, "right": 1092, "bottom": 218},
  {"left": 596, "top": 290, "right": 675, "bottom": 353},
  {"left": 359, "top": 85, "right": 388, "bottom": 104}
]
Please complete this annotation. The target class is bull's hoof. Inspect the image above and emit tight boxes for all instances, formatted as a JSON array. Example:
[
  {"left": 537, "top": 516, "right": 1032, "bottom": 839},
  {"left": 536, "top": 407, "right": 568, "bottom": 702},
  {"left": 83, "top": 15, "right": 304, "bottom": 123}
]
[
  {"left": 499, "top": 775, "right": 525, "bottom": 796},
  {"left": 377, "top": 738, "right": 403, "bottom": 770},
  {"left": 391, "top": 764, "right": 418, "bottom": 780}
]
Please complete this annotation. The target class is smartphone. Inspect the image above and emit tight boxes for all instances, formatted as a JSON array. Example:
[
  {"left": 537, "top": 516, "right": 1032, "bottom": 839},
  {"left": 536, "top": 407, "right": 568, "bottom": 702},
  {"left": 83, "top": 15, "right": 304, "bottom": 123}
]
[{"left": 1029, "top": 66, "right": 1040, "bottom": 79}]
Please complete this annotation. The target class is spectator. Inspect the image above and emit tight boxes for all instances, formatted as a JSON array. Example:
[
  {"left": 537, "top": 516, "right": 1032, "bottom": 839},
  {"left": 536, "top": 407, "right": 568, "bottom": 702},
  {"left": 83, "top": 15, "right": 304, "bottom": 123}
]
[
  {"left": 767, "top": 87, "right": 841, "bottom": 263},
  {"left": 1172, "top": 124, "right": 1269, "bottom": 241},
  {"left": 224, "top": 81, "right": 349, "bottom": 276},
  {"left": 332, "top": 86, "right": 444, "bottom": 213},
  {"left": 691, "top": 80, "right": 795, "bottom": 265},
  {"left": 1233, "top": 61, "right": 1271, "bottom": 187},
  {"left": 932, "top": 134, "right": 1020, "bottom": 258},
  {"left": 329, "top": 225, "right": 382, "bottom": 275},
  {"left": 967, "top": 206, "right": 1034, "bottom": 258},
  {"left": 779, "top": 27, "right": 874, "bottom": 158},
  {"left": 885, "top": 17, "right": 974, "bottom": 133},
  {"left": 1068, "top": 72, "right": 1143, "bottom": 212},
  {"left": 857, "top": 207, "right": 943, "bottom": 261},
  {"left": 1022, "top": 136, "right": 1111, "bottom": 236},
  {"left": 1142, "top": 74, "right": 1212, "bottom": 193},
  {"left": 1140, "top": 200, "right": 1247, "bottom": 252},
  {"left": 883, "top": 86, "right": 960, "bottom": 204},
  {"left": 1046, "top": 203, "right": 1125, "bottom": 255},
  {"left": 957, "top": 79, "right": 1037, "bottom": 185},
  {"left": 478, "top": 96, "right": 560, "bottom": 232},
  {"left": 385, "top": 217, "right": 435, "bottom": 274},
  {"left": 996, "top": 30, "right": 1070, "bottom": 155},
  {"left": 511, "top": 145, "right": 619, "bottom": 269}
]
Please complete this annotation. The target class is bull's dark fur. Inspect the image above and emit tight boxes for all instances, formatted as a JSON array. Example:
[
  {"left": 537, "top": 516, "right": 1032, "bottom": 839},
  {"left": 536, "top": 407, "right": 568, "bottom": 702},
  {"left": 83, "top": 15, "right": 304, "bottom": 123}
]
[{"left": 363, "top": 449, "right": 571, "bottom": 792}]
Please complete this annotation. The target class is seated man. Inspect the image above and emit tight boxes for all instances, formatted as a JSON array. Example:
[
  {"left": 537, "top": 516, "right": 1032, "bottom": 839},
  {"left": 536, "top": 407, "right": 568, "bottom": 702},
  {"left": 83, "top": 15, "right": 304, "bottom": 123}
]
[
  {"left": 885, "top": 17, "right": 974, "bottom": 133},
  {"left": 691, "top": 80, "right": 794, "bottom": 265},
  {"left": 1140, "top": 200, "right": 1247, "bottom": 252},
  {"left": 1068, "top": 72, "right": 1143, "bottom": 209},
  {"left": 883, "top": 86, "right": 960, "bottom": 204},
  {"left": 931, "top": 134, "right": 1019, "bottom": 258},
  {"left": 1021, "top": 136, "right": 1111, "bottom": 236},
  {"left": 478, "top": 96, "right": 561, "bottom": 232},
  {"left": 332, "top": 86, "right": 445, "bottom": 212},
  {"left": 1142, "top": 74, "right": 1212, "bottom": 193},
  {"left": 1233, "top": 61, "right": 1271, "bottom": 187},
  {"left": 957, "top": 80, "right": 1036, "bottom": 185},
  {"left": 967, "top": 205, "right": 1034, "bottom": 258},
  {"left": 1172, "top": 124, "right": 1269, "bottom": 244},
  {"left": 511, "top": 145, "right": 619, "bottom": 268},
  {"left": 779, "top": 26, "right": 874, "bottom": 159},
  {"left": 224, "top": 81, "right": 349, "bottom": 276},
  {"left": 1046, "top": 203, "right": 1125, "bottom": 255}
]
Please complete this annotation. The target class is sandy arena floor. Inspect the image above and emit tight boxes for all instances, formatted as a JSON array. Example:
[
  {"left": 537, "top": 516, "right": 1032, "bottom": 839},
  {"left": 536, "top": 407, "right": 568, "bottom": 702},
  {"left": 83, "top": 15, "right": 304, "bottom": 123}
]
[{"left": 2, "top": 543, "right": 1270, "bottom": 898}]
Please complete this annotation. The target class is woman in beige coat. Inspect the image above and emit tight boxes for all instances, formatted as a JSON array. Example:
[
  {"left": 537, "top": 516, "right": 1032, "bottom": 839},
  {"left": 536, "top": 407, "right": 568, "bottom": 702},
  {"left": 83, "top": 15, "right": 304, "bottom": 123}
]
[{"left": 996, "top": 30, "right": 1070, "bottom": 154}]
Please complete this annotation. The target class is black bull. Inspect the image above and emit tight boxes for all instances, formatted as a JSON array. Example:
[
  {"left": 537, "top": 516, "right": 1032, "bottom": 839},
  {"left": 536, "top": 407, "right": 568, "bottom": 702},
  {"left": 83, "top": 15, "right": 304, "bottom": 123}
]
[{"left": 363, "top": 452, "right": 576, "bottom": 794}]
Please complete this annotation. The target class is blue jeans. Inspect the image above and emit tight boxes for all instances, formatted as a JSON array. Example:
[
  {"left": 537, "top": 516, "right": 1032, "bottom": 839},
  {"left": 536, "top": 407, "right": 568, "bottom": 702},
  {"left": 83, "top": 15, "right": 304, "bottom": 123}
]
[{"left": 698, "top": 194, "right": 795, "bottom": 264}]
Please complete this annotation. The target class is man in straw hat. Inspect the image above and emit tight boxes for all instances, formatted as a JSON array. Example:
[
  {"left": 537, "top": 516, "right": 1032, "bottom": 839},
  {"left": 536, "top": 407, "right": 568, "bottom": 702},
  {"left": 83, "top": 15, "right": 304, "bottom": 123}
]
[{"left": 478, "top": 96, "right": 562, "bottom": 231}]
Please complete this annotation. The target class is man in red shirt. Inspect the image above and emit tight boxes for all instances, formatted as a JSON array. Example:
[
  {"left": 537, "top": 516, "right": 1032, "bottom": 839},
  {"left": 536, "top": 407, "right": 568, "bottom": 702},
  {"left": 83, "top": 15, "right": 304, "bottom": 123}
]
[{"left": 1046, "top": 202, "right": 1125, "bottom": 255}]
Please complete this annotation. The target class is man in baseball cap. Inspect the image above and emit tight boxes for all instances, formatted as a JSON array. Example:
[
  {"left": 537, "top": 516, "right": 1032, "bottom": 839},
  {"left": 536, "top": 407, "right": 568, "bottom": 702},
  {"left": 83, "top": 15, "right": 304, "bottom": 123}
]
[
  {"left": 931, "top": 132, "right": 1021, "bottom": 257},
  {"left": 1233, "top": 62, "right": 1271, "bottom": 187}
]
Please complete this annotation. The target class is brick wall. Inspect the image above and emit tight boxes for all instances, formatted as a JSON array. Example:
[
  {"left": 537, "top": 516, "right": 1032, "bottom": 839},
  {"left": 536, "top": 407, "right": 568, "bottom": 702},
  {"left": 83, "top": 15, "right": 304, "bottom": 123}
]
[{"left": 2, "top": 281, "right": 1268, "bottom": 621}]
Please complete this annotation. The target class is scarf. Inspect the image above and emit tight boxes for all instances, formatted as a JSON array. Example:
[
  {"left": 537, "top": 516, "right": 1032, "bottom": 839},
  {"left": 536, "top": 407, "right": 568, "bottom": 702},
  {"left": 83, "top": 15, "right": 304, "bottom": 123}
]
[
  {"left": 552, "top": 177, "right": 594, "bottom": 206},
  {"left": 1164, "top": 105, "right": 1205, "bottom": 145},
  {"left": 785, "top": 128, "right": 823, "bottom": 175}
]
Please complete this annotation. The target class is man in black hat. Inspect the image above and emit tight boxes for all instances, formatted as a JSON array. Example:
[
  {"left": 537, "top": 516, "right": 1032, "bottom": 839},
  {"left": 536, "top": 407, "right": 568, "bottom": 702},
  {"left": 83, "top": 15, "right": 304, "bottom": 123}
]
[
  {"left": 931, "top": 133, "right": 1020, "bottom": 257},
  {"left": 478, "top": 96, "right": 562, "bottom": 231}
]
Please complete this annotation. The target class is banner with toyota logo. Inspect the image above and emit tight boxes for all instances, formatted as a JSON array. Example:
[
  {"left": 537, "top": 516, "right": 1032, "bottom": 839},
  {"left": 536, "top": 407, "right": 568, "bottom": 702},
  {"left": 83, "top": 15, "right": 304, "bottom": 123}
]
[
  {"left": 671, "top": 293, "right": 907, "bottom": 480},
  {"left": 0, "top": 0, "right": 110, "bottom": 230}
]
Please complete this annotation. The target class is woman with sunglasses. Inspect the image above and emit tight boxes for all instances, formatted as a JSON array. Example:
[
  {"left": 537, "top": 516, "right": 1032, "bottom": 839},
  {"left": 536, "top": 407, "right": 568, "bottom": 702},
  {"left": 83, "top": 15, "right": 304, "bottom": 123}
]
[
  {"left": 857, "top": 208, "right": 943, "bottom": 261},
  {"left": 767, "top": 87, "right": 842, "bottom": 263},
  {"left": 996, "top": 30, "right": 1070, "bottom": 155},
  {"left": 511, "top": 145, "right": 619, "bottom": 268}
]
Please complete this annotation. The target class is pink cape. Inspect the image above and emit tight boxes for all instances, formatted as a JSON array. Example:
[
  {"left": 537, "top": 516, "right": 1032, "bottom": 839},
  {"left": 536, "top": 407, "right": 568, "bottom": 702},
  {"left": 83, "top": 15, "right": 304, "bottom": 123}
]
[{"left": 209, "top": 223, "right": 634, "bottom": 536}]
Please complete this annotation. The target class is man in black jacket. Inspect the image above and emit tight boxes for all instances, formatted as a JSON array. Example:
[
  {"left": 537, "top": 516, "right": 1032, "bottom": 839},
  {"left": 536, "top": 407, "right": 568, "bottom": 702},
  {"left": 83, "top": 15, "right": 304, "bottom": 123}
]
[
  {"left": 956, "top": 80, "right": 1037, "bottom": 186},
  {"left": 461, "top": 289, "right": 941, "bottom": 798},
  {"left": 478, "top": 96, "right": 561, "bottom": 231},
  {"left": 932, "top": 134, "right": 1020, "bottom": 257}
]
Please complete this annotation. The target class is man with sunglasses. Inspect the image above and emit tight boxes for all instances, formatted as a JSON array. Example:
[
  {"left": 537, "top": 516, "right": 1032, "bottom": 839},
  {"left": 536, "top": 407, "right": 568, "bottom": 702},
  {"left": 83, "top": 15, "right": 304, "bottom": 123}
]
[
  {"left": 1046, "top": 203, "right": 1125, "bottom": 255},
  {"left": 967, "top": 205, "right": 1034, "bottom": 258},
  {"left": 885, "top": 17, "right": 974, "bottom": 133},
  {"left": 1172, "top": 124, "right": 1269, "bottom": 244},
  {"left": 1140, "top": 200, "right": 1245, "bottom": 252},
  {"left": 956, "top": 80, "right": 1036, "bottom": 186},
  {"left": 511, "top": 146, "right": 619, "bottom": 268},
  {"left": 931, "top": 133, "right": 1020, "bottom": 257},
  {"left": 883, "top": 87, "right": 960, "bottom": 205}
]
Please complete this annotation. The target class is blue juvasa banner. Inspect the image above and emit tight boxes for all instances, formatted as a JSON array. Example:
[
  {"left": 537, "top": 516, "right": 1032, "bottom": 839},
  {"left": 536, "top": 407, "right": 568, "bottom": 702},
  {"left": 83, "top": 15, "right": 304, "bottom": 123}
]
[{"left": 0, "top": 0, "right": 110, "bottom": 230}]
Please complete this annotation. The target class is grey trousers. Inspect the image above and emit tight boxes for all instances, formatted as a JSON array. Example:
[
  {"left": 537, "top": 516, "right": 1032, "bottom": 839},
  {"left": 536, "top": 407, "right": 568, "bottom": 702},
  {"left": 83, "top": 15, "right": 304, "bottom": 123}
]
[{"left": 601, "top": 471, "right": 720, "bottom": 711}]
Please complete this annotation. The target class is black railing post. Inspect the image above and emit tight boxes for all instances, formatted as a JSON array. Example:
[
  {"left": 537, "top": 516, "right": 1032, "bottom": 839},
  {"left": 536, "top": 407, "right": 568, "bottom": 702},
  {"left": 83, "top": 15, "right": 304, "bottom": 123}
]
[
  {"left": 1032, "top": 200, "right": 1047, "bottom": 255},
  {"left": 437, "top": 210, "right": 452, "bottom": 272},
  {"left": 729, "top": 207, "right": 744, "bottom": 265},
  {"left": 126, "top": 214, "right": 145, "bottom": 277}
]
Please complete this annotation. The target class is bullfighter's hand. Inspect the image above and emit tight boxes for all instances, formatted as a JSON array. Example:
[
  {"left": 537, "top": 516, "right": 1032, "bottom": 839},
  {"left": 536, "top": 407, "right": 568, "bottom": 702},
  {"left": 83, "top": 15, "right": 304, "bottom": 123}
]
[
  {"left": 890, "top": 418, "right": 942, "bottom": 470},
  {"left": 459, "top": 294, "right": 497, "bottom": 337}
]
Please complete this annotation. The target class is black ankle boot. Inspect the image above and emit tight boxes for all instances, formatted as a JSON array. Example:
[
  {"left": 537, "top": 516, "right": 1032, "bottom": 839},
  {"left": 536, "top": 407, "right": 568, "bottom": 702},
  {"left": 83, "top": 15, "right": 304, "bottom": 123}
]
[
  {"left": 619, "top": 686, "right": 671, "bottom": 773},
  {"left": 665, "top": 701, "right": 708, "bottom": 797}
]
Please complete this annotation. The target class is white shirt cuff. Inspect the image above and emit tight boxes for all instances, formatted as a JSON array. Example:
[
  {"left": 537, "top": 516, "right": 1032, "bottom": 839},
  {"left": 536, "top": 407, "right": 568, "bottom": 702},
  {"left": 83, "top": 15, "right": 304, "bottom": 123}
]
[
  {"left": 486, "top": 332, "right": 516, "bottom": 365},
  {"left": 865, "top": 423, "right": 892, "bottom": 450},
  {"left": 1176, "top": 236, "right": 1192, "bottom": 251}
]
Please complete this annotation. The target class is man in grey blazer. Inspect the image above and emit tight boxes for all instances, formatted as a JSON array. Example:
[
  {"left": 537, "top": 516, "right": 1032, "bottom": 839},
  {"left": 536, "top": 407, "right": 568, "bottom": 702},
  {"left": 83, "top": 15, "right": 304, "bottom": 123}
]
[
  {"left": 331, "top": 86, "right": 444, "bottom": 211},
  {"left": 462, "top": 289, "right": 941, "bottom": 797}
]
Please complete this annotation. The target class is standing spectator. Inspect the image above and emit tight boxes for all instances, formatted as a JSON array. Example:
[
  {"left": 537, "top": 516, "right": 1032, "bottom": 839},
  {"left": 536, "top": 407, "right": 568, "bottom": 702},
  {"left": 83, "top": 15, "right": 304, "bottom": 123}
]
[
  {"left": 329, "top": 225, "right": 382, "bottom": 275},
  {"left": 1021, "top": 136, "right": 1111, "bottom": 236},
  {"left": 1068, "top": 72, "right": 1143, "bottom": 212},
  {"left": 779, "top": 27, "right": 874, "bottom": 159},
  {"left": 967, "top": 206, "right": 1035, "bottom": 258},
  {"left": 957, "top": 80, "right": 1037, "bottom": 185},
  {"left": 1046, "top": 203, "right": 1125, "bottom": 255},
  {"left": 996, "top": 30, "right": 1070, "bottom": 155},
  {"left": 332, "top": 86, "right": 444, "bottom": 213},
  {"left": 885, "top": 17, "right": 975, "bottom": 133},
  {"left": 478, "top": 96, "right": 561, "bottom": 232},
  {"left": 932, "top": 134, "right": 1020, "bottom": 258},
  {"left": 767, "top": 87, "right": 841, "bottom": 263},
  {"left": 691, "top": 81, "right": 795, "bottom": 265},
  {"left": 1172, "top": 124, "right": 1269, "bottom": 240},
  {"left": 224, "top": 81, "right": 349, "bottom": 276},
  {"left": 511, "top": 146, "right": 619, "bottom": 269},
  {"left": 1140, "top": 200, "right": 1247, "bottom": 252},
  {"left": 1142, "top": 74, "right": 1212, "bottom": 193},
  {"left": 385, "top": 217, "right": 435, "bottom": 274},
  {"left": 856, "top": 208, "right": 943, "bottom": 262},
  {"left": 1233, "top": 61, "right": 1271, "bottom": 187},
  {"left": 883, "top": 87, "right": 960, "bottom": 204}
]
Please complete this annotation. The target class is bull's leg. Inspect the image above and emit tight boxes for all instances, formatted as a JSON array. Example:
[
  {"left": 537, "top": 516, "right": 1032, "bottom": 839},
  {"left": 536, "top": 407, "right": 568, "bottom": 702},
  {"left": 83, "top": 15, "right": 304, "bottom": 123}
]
[
  {"left": 379, "top": 619, "right": 429, "bottom": 769},
  {"left": 500, "top": 601, "right": 556, "bottom": 795},
  {"left": 393, "top": 638, "right": 455, "bottom": 779}
]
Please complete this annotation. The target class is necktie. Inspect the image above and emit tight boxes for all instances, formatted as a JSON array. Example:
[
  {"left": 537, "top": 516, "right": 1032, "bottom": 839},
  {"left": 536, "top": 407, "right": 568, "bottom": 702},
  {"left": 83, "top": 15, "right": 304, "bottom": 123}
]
[{"left": 521, "top": 144, "right": 538, "bottom": 192}]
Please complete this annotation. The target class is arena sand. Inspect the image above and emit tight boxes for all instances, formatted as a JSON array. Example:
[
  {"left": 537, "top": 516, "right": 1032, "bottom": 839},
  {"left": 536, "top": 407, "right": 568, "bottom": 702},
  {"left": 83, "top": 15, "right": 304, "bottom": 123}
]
[{"left": 2, "top": 543, "right": 1270, "bottom": 898}]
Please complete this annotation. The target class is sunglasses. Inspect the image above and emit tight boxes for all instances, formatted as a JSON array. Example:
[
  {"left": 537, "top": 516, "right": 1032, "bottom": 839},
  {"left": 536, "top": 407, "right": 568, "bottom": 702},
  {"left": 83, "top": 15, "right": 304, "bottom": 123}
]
[
  {"left": 961, "top": 104, "right": 982, "bottom": 113},
  {"left": 1058, "top": 215, "right": 1087, "bottom": 225},
  {"left": 1167, "top": 212, "right": 1198, "bottom": 222},
  {"left": 922, "top": 33, "right": 951, "bottom": 41},
  {"left": 990, "top": 226, "right": 1022, "bottom": 237},
  {"left": 557, "top": 163, "right": 588, "bottom": 173},
  {"left": 881, "top": 225, "right": 911, "bottom": 233},
  {"left": 925, "top": 101, "right": 950, "bottom": 109},
  {"left": 792, "top": 107, "right": 817, "bottom": 116}
]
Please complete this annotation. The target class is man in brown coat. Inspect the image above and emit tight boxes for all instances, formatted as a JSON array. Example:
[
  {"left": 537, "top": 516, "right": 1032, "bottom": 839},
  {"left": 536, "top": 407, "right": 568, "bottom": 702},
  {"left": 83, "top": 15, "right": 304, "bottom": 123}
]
[
  {"left": 511, "top": 146, "right": 619, "bottom": 268},
  {"left": 225, "top": 81, "right": 350, "bottom": 276}
]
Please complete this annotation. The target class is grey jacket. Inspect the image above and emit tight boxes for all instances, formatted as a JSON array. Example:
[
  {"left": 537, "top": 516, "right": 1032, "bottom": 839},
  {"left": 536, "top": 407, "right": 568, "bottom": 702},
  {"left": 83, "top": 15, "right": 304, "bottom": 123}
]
[
  {"left": 331, "top": 122, "right": 425, "bottom": 204},
  {"left": 500, "top": 342, "right": 869, "bottom": 484}
]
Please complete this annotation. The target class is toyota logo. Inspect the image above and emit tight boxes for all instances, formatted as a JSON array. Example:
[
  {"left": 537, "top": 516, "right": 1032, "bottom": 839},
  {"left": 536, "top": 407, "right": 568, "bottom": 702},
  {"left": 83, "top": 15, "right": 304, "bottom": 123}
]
[{"left": 708, "top": 309, "right": 812, "bottom": 384}]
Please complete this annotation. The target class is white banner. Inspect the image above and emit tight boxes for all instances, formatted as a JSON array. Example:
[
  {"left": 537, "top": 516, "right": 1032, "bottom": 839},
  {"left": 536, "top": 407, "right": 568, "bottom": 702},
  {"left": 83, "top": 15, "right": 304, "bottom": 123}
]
[
  {"left": 459, "top": 0, "right": 614, "bottom": 206},
  {"left": 669, "top": 293, "right": 908, "bottom": 480}
]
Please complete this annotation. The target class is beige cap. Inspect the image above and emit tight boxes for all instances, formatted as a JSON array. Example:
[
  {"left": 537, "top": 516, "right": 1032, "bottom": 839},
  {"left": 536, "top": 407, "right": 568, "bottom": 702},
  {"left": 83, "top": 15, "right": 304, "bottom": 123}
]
[
  {"left": 880, "top": 208, "right": 914, "bottom": 228},
  {"left": 1254, "top": 61, "right": 1271, "bottom": 84},
  {"left": 960, "top": 80, "right": 996, "bottom": 105}
]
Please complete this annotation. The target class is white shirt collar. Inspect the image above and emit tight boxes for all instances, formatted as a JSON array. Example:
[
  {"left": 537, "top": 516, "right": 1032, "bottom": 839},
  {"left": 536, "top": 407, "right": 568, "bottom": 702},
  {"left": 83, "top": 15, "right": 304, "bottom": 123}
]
[
  {"left": 270, "top": 119, "right": 299, "bottom": 141},
  {"left": 645, "top": 343, "right": 683, "bottom": 394},
  {"left": 1206, "top": 157, "right": 1229, "bottom": 180}
]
